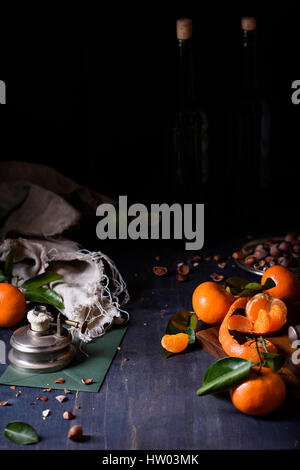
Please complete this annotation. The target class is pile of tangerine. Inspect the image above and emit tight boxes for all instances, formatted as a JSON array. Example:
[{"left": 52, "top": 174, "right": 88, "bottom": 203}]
[{"left": 161, "top": 265, "right": 300, "bottom": 415}]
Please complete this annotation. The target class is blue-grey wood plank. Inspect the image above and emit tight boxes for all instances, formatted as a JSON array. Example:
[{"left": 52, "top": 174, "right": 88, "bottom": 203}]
[{"left": 0, "top": 238, "right": 299, "bottom": 450}]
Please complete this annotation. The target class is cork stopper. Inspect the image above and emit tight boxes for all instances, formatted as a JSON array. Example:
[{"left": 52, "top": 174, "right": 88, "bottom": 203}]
[
  {"left": 241, "top": 17, "right": 256, "bottom": 31},
  {"left": 176, "top": 18, "right": 192, "bottom": 40}
]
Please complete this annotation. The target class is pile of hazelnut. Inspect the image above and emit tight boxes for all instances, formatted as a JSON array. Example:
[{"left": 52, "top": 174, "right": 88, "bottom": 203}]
[{"left": 233, "top": 232, "right": 300, "bottom": 272}]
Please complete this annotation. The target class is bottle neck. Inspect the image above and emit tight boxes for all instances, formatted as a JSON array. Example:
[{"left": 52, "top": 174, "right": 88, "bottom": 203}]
[
  {"left": 176, "top": 38, "right": 194, "bottom": 107},
  {"left": 241, "top": 29, "right": 258, "bottom": 91}
]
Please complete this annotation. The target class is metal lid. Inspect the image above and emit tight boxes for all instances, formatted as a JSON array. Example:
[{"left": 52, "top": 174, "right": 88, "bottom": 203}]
[{"left": 10, "top": 325, "right": 72, "bottom": 355}]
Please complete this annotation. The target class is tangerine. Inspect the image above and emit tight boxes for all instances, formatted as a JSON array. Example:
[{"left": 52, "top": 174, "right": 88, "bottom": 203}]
[
  {"left": 219, "top": 297, "right": 278, "bottom": 362},
  {"left": 0, "top": 283, "right": 27, "bottom": 328},
  {"left": 192, "top": 281, "right": 235, "bottom": 325},
  {"left": 261, "top": 265, "right": 300, "bottom": 302},
  {"left": 161, "top": 333, "right": 189, "bottom": 353},
  {"left": 228, "top": 292, "right": 287, "bottom": 335},
  {"left": 230, "top": 366, "right": 286, "bottom": 415}
]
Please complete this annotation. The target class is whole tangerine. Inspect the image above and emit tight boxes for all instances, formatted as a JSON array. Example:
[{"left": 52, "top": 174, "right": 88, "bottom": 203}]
[
  {"left": 261, "top": 265, "right": 300, "bottom": 302},
  {"left": 192, "top": 281, "right": 235, "bottom": 325},
  {"left": 230, "top": 366, "right": 286, "bottom": 416},
  {"left": 0, "top": 283, "right": 27, "bottom": 328}
]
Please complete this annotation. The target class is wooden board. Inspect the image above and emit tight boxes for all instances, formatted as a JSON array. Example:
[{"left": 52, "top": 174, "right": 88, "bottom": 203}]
[{"left": 196, "top": 326, "right": 300, "bottom": 398}]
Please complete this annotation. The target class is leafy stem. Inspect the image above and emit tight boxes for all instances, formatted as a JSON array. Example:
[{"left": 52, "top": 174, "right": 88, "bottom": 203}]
[
  {"left": 225, "top": 276, "right": 276, "bottom": 297},
  {"left": 197, "top": 336, "right": 285, "bottom": 396}
]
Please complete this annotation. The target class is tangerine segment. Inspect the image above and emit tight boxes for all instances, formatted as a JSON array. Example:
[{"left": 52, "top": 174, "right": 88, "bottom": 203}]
[
  {"left": 261, "top": 265, "right": 300, "bottom": 302},
  {"left": 228, "top": 315, "right": 253, "bottom": 333},
  {"left": 0, "top": 283, "right": 27, "bottom": 328},
  {"left": 192, "top": 281, "right": 235, "bottom": 325},
  {"left": 161, "top": 333, "right": 189, "bottom": 353},
  {"left": 219, "top": 297, "right": 278, "bottom": 362},
  {"left": 246, "top": 293, "right": 287, "bottom": 335},
  {"left": 230, "top": 367, "right": 286, "bottom": 416},
  {"left": 245, "top": 292, "right": 270, "bottom": 323}
]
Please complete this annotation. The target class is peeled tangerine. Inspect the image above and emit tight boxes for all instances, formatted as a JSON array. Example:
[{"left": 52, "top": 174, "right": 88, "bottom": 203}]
[
  {"left": 228, "top": 292, "right": 287, "bottom": 335},
  {"left": 219, "top": 296, "right": 280, "bottom": 362}
]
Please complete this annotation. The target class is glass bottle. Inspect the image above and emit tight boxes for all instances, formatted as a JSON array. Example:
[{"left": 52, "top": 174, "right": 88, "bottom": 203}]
[{"left": 165, "top": 18, "right": 208, "bottom": 204}]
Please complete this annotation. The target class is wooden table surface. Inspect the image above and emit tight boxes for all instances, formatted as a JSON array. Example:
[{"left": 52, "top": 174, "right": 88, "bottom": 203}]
[{"left": 0, "top": 237, "right": 299, "bottom": 450}]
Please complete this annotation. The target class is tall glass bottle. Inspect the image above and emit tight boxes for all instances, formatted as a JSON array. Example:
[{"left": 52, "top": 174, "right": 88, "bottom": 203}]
[
  {"left": 165, "top": 18, "right": 208, "bottom": 204},
  {"left": 227, "top": 17, "right": 271, "bottom": 219}
]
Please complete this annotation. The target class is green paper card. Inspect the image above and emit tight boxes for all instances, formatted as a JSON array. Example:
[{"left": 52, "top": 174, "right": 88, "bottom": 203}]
[{"left": 0, "top": 327, "right": 127, "bottom": 392}]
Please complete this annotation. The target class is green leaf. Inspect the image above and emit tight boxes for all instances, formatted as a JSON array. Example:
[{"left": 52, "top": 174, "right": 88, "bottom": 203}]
[
  {"left": 238, "top": 278, "right": 277, "bottom": 297},
  {"left": 225, "top": 277, "right": 249, "bottom": 296},
  {"left": 4, "top": 422, "right": 39, "bottom": 445},
  {"left": 0, "top": 269, "right": 6, "bottom": 282},
  {"left": 186, "top": 325, "right": 196, "bottom": 345},
  {"left": 21, "top": 272, "right": 63, "bottom": 289},
  {"left": 237, "top": 282, "right": 263, "bottom": 297},
  {"left": 238, "top": 288, "right": 261, "bottom": 297},
  {"left": 262, "top": 353, "right": 285, "bottom": 371},
  {"left": 24, "top": 287, "right": 64, "bottom": 309},
  {"left": 244, "top": 282, "right": 262, "bottom": 290},
  {"left": 225, "top": 277, "right": 249, "bottom": 290},
  {"left": 163, "top": 348, "right": 174, "bottom": 359},
  {"left": 197, "top": 357, "right": 253, "bottom": 396},
  {"left": 261, "top": 277, "right": 276, "bottom": 291},
  {"left": 4, "top": 246, "right": 15, "bottom": 283},
  {"left": 165, "top": 309, "right": 198, "bottom": 335}
]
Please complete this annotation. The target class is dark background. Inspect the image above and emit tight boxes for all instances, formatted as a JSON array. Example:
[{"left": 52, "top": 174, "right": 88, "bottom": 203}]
[{"left": 1, "top": 5, "right": 300, "bottom": 243}]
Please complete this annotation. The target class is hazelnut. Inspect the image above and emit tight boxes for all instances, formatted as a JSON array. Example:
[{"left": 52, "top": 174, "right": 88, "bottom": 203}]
[
  {"left": 232, "top": 251, "right": 243, "bottom": 260},
  {"left": 254, "top": 249, "right": 267, "bottom": 260},
  {"left": 265, "top": 256, "right": 276, "bottom": 266},
  {"left": 245, "top": 255, "right": 255, "bottom": 267},
  {"left": 285, "top": 232, "right": 296, "bottom": 242},
  {"left": 210, "top": 273, "right": 224, "bottom": 282},
  {"left": 177, "top": 264, "right": 190, "bottom": 275},
  {"left": 293, "top": 243, "right": 300, "bottom": 254},
  {"left": 253, "top": 262, "right": 265, "bottom": 271},
  {"left": 68, "top": 425, "right": 83, "bottom": 441},
  {"left": 56, "top": 395, "right": 67, "bottom": 403},
  {"left": 81, "top": 379, "right": 94, "bottom": 385},
  {"left": 278, "top": 256, "right": 291, "bottom": 267},
  {"left": 270, "top": 245, "right": 280, "bottom": 257},
  {"left": 63, "top": 411, "right": 75, "bottom": 420},
  {"left": 255, "top": 244, "right": 264, "bottom": 251},
  {"left": 279, "top": 241, "right": 290, "bottom": 252},
  {"left": 153, "top": 266, "right": 168, "bottom": 276}
]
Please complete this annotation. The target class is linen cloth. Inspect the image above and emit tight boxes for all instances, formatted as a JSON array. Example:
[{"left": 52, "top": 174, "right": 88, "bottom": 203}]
[{"left": 0, "top": 237, "right": 129, "bottom": 342}]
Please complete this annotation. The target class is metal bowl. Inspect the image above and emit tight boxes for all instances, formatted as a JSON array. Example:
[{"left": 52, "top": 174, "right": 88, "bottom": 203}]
[{"left": 234, "top": 236, "right": 300, "bottom": 277}]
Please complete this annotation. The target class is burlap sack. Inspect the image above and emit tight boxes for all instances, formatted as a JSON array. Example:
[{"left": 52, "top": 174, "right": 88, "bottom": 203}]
[{"left": 0, "top": 161, "right": 129, "bottom": 341}]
